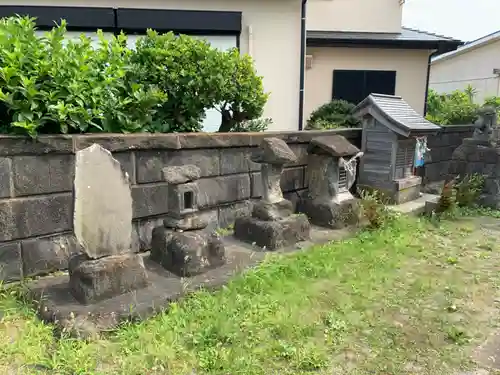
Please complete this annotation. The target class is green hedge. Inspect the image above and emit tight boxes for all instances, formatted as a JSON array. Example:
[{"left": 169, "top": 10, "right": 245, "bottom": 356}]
[{"left": 0, "top": 16, "right": 268, "bottom": 136}]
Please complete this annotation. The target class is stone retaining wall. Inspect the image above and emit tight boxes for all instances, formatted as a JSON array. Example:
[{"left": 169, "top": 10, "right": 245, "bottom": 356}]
[
  {"left": 0, "top": 125, "right": 476, "bottom": 282},
  {"left": 421, "top": 125, "right": 475, "bottom": 184},
  {"left": 0, "top": 129, "right": 360, "bottom": 282}
]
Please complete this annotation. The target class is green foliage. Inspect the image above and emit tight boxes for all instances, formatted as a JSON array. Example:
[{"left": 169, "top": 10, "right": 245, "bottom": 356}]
[
  {"left": 228, "top": 117, "right": 272, "bottom": 132},
  {"left": 0, "top": 16, "right": 268, "bottom": 136},
  {"left": 306, "top": 99, "right": 361, "bottom": 130},
  {"left": 454, "top": 174, "right": 485, "bottom": 207},
  {"left": 0, "top": 16, "right": 165, "bottom": 136},
  {"left": 357, "top": 188, "right": 396, "bottom": 229},
  {"left": 425, "top": 88, "right": 479, "bottom": 125}
]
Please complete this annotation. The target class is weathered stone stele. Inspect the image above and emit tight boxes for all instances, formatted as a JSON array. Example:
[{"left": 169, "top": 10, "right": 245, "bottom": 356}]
[
  {"left": 73, "top": 144, "right": 132, "bottom": 259},
  {"left": 70, "top": 144, "right": 148, "bottom": 305}
]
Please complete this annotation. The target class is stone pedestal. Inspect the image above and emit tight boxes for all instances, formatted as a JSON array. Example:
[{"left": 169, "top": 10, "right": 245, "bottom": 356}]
[
  {"left": 299, "top": 193, "right": 359, "bottom": 229},
  {"left": 234, "top": 214, "right": 310, "bottom": 250},
  {"left": 69, "top": 253, "right": 148, "bottom": 305},
  {"left": 151, "top": 227, "right": 226, "bottom": 277},
  {"left": 150, "top": 165, "right": 226, "bottom": 277},
  {"left": 234, "top": 137, "right": 311, "bottom": 250}
]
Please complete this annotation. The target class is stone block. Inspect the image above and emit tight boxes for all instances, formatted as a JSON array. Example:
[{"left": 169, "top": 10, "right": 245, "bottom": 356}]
[
  {"left": 0, "top": 136, "right": 73, "bottom": 156},
  {"left": 22, "top": 234, "right": 81, "bottom": 277},
  {"left": 393, "top": 184, "right": 421, "bottom": 205},
  {"left": 12, "top": 154, "right": 74, "bottom": 196},
  {"left": 151, "top": 229, "right": 226, "bottom": 277},
  {"left": 234, "top": 214, "right": 310, "bottom": 250},
  {"left": 113, "top": 152, "right": 135, "bottom": 184},
  {"left": 132, "top": 184, "right": 169, "bottom": 219},
  {"left": 220, "top": 147, "right": 260, "bottom": 175},
  {"left": 299, "top": 198, "right": 360, "bottom": 229},
  {"left": 197, "top": 174, "right": 251, "bottom": 208},
  {"left": 0, "top": 194, "right": 73, "bottom": 242},
  {"left": 69, "top": 253, "right": 149, "bottom": 305},
  {"left": 218, "top": 201, "right": 254, "bottom": 229},
  {"left": 0, "top": 242, "right": 22, "bottom": 282},
  {"left": 0, "top": 158, "right": 11, "bottom": 198},
  {"left": 135, "top": 151, "right": 168, "bottom": 183}
]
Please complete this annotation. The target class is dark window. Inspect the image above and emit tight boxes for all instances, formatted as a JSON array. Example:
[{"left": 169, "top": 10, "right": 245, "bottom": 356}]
[
  {"left": 394, "top": 140, "right": 416, "bottom": 179},
  {"left": 332, "top": 70, "right": 396, "bottom": 104}
]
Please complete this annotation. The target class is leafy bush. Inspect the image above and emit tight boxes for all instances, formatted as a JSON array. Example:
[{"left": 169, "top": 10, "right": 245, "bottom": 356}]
[
  {"left": 0, "top": 16, "right": 268, "bottom": 136},
  {"left": 229, "top": 117, "right": 272, "bottom": 132},
  {"left": 0, "top": 17, "right": 165, "bottom": 136},
  {"left": 357, "top": 188, "right": 395, "bottom": 229},
  {"left": 425, "top": 88, "right": 479, "bottom": 125},
  {"left": 306, "top": 99, "right": 361, "bottom": 129}
]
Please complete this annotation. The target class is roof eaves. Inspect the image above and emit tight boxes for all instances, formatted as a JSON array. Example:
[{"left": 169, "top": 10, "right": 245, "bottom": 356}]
[{"left": 431, "top": 29, "right": 500, "bottom": 64}]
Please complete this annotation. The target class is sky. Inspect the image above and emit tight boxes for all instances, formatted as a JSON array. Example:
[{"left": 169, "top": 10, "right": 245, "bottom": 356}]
[{"left": 402, "top": 0, "right": 500, "bottom": 42}]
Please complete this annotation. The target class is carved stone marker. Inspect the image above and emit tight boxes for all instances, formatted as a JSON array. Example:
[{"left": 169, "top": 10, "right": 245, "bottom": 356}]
[
  {"left": 234, "top": 138, "right": 311, "bottom": 250},
  {"left": 151, "top": 165, "right": 226, "bottom": 277},
  {"left": 70, "top": 144, "right": 148, "bottom": 304},
  {"left": 299, "top": 135, "right": 363, "bottom": 229},
  {"left": 446, "top": 106, "right": 500, "bottom": 208}
]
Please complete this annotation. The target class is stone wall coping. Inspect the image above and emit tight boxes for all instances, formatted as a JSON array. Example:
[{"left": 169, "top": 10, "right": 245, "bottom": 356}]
[
  {"left": 439, "top": 124, "right": 475, "bottom": 133},
  {"left": 0, "top": 128, "right": 361, "bottom": 156}
]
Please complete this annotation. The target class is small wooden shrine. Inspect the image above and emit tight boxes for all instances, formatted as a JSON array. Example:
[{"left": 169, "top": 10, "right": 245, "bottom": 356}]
[{"left": 352, "top": 94, "right": 441, "bottom": 204}]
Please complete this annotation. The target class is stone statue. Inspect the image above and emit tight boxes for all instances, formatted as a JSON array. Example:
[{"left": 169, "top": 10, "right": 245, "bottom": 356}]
[{"left": 473, "top": 106, "right": 498, "bottom": 145}]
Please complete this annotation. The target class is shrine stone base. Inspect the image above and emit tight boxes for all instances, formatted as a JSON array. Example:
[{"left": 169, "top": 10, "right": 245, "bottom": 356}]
[
  {"left": 234, "top": 214, "right": 311, "bottom": 250},
  {"left": 298, "top": 194, "right": 360, "bottom": 229}
]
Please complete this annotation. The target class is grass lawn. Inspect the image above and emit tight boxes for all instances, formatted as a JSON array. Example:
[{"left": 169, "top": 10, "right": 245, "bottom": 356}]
[{"left": 2, "top": 213, "right": 500, "bottom": 374}]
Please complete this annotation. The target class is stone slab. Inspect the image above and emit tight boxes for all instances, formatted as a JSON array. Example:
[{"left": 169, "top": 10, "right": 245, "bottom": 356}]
[
  {"left": 28, "top": 224, "right": 357, "bottom": 337},
  {"left": 21, "top": 234, "right": 81, "bottom": 278},
  {"left": 69, "top": 253, "right": 149, "bottom": 305},
  {"left": 74, "top": 144, "right": 133, "bottom": 259},
  {"left": 220, "top": 147, "right": 261, "bottom": 175},
  {"left": 234, "top": 214, "right": 311, "bottom": 250},
  {"left": 197, "top": 174, "right": 251, "bottom": 208}
]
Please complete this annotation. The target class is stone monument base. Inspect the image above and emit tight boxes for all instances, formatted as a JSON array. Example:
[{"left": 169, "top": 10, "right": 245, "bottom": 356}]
[
  {"left": 234, "top": 214, "right": 311, "bottom": 250},
  {"left": 151, "top": 228, "right": 226, "bottom": 277},
  {"left": 359, "top": 175, "right": 422, "bottom": 205},
  {"left": 298, "top": 196, "right": 360, "bottom": 229},
  {"left": 252, "top": 199, "right": 294, "bottom": 221},
  {"left": 69, "top": 253, "right": 149, "bottom": 305}
]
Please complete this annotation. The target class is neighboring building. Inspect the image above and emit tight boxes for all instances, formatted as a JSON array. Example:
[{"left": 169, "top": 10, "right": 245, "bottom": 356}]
[
  {"left": 0, "top": 1, "right": 304, "bottom": 132},
  {"left": 430, "top": 31, "right": 500, "bottom": 103},
  {"left": 304, "top": 0, "right": 462, "bottom": 123}
]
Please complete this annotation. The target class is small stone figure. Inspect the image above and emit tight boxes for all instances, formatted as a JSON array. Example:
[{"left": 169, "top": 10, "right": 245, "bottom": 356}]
[
  {"left": 234, "top": 138, "right": 311, "bottom": 250},
  {"left": 473, "top": 106, "right": 498, "bottom": 146},
  {"left": 150, "top": 165, "right": 226, "bottom": 277},
  {"left": 299, "top": 135, "right": 363, "bottom": 229},
  {"left": 70, "top": 144, "right": 148, "bottom": 305}
]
